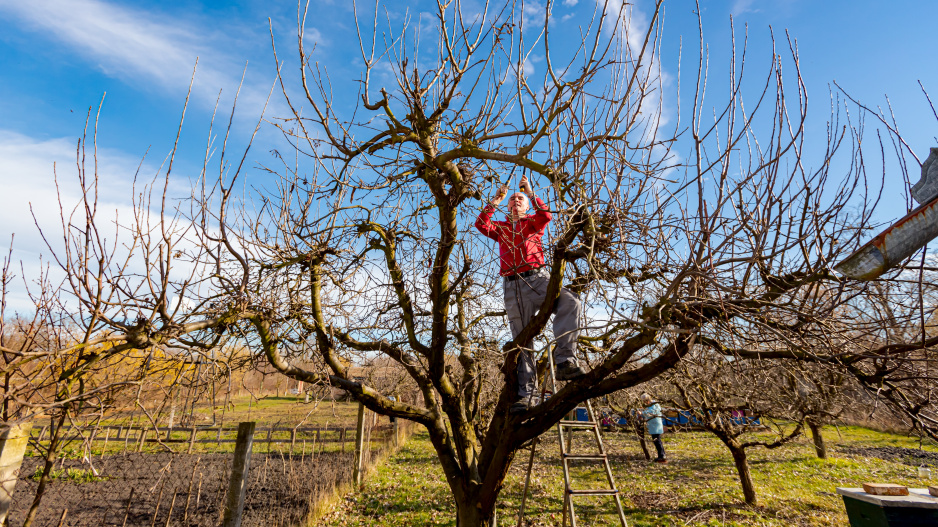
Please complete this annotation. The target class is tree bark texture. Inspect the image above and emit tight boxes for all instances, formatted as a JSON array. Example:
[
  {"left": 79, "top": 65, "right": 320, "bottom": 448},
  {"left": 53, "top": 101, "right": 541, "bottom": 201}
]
[
  {"left": 808, "top": 421, "right": 827, "bottom": 459},
  {"left": 729, "top": 445, "right": 757, "bottom": 506}
]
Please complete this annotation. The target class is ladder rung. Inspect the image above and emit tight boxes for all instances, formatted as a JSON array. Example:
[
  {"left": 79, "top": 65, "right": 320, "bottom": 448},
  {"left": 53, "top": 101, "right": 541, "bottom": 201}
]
[
  {"left": 562, "top": 454, "right": 607, "bottom": 461},
  {"left": 567, "top": 488, "right": 619, "bottom": 496},
  {"left": 558, "top": 420, "right": 597, "bottom": 428}
]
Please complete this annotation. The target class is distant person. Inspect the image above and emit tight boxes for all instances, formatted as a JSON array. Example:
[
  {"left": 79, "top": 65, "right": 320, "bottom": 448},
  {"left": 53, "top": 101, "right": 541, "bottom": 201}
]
[
  {"left": 641, "top": 393, "right": 668, "bottom": 463},
  {"left": 475, "top": 174, "right": 586, "bottom": 414}
]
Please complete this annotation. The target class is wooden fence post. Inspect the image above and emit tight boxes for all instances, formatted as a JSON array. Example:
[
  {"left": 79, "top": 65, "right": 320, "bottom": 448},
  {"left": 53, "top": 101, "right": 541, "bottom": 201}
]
[
  {"left": 353, "top": 403, "right": 366, "bottom": 487},
  {"left": 101, "top": 428, "right": 110, "bottom": 457},
  {"left": 221, "top": 422, "right": 256, "bottom": 527},
  {"left": 137, "top": 428, "right": 148, "bottom": 453},
  {"left": 122, "top": 425, "right": 130, "bottom": 453},
  {"left": 0, "top": 422, "right": 32, "bottom": 526},
  {"left": 187, "top": 427, "right": 197, "bottom": 455}
]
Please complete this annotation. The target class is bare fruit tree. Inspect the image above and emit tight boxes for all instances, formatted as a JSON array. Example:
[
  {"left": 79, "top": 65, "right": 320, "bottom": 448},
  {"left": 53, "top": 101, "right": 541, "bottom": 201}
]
[
  {"left": 0, "top": 100, "right": 250, "bottom": 526},
  {"left": 10, "top": 1, "right": 938, "bottom": 526},
  {"left": 664, "top": 359, "right": 805, "bottom": 506},
  {"left": 207, "top": 1, "right": 928, "bottom": 524}
]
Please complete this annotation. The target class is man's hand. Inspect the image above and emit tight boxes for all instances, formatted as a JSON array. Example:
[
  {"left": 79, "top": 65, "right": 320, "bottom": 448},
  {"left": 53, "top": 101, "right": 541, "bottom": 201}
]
[
  {"left": 491, "top": 184, "right": 509, "bottom": 206},
  {"left": 519, "top": 175, "right": 533, "bottom": 196}
]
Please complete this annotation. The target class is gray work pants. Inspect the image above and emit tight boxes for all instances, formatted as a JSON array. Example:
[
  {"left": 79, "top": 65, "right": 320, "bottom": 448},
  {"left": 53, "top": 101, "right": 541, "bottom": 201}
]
[{"left": 503, "top": 267, "right": 582, "bottom": 398}]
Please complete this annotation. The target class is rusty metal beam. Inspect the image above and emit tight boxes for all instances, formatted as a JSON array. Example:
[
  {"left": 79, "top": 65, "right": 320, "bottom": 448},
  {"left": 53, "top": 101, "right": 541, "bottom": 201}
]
[{"left": 835, "top": 192, "right": 938, "bottom": 280}]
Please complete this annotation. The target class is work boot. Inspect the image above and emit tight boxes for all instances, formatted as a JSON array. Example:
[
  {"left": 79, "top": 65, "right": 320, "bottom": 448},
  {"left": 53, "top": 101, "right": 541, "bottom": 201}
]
[
  {"left": 509, "top": 394, "right": 540, "bottom": 414},
  {"left": 555, "top": 360, "right": 587, "bottom": 381}
]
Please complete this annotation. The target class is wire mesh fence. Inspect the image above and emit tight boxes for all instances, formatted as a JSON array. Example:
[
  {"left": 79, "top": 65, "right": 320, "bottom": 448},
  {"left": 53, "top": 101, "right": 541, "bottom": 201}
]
[{"left": 6, "top": 412, "right": 413, "bottom": 526}]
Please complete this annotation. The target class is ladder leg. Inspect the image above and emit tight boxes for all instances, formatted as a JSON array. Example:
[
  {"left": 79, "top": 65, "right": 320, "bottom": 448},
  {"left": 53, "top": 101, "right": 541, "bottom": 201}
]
[
  {"left": 516, "top": 437, "right": 539, "bottom": 526},
  {"left": 568, "top": 493, "right": 578, "bottom": 527},
  {"left": 585, "top": 399, "right": 629, "bottom": 526},
  {"left": 549, "top": 345, "right": 629, "bottom": 526}
]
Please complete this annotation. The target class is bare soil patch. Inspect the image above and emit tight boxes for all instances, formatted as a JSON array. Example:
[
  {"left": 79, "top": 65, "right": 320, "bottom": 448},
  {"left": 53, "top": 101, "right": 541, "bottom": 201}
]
[
  {"left": 9, "top": 450, "right": 352, "bottom": 526},
  {"left": 837, "top": 445, "right": 938, "bottom": 468}
]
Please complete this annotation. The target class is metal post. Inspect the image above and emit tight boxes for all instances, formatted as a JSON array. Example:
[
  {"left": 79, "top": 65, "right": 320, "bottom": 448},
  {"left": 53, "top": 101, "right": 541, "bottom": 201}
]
[
  {"left": 0, "top": 422, "right": 32, "bottom": 525},
  {"left": 221, "top": 422, "right": 256, "bottom": 527},
  {"left": 353, "top": 402, "right": 366, "bottom": 486}
]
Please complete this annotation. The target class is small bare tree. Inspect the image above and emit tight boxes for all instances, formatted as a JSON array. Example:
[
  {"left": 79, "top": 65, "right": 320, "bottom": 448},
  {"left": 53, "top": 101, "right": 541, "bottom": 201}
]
[
  {"left": 783, "top": 365, "right": 849, "bottom": 459},
  {"left": 666, "top": 359, "right": 803, "bottom": 507}
]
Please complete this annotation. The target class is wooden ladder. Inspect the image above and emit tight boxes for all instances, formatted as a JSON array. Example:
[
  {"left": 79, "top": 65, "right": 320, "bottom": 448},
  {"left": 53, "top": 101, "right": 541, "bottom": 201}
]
[{"left": 516, "top": 348, "right": 628, "bottom": 527}]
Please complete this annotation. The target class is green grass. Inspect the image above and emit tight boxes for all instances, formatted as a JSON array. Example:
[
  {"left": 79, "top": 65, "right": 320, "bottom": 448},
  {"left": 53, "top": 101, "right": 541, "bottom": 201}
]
[
  {"left": 26, "top": 398, "right": 382, "bottom": 457},
  {"left": 189, "top": 395, "right": 363, "bottom": 427},
  {"left": 319, "top": 425, "right": 938, "bottom": 526},
  {"left": 31, "top": 467, "right": 109, "bottom": 484}
]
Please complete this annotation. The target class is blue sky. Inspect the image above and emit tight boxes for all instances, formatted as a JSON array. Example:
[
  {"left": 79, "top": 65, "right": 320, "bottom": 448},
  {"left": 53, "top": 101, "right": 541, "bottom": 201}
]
[{"left": 1, "top": 0, "right": 937, "bottom": 312}]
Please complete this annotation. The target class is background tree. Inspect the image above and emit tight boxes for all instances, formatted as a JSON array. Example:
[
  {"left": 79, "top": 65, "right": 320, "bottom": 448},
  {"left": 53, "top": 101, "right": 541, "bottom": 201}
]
[
  {"left": 783, "top": 365, "right": 850, "bottom": 459},
  {"left": 665, "top": 359, "right": 803, "bottom": 507},
  {"left": 0, "top": 100, "right": 253, "bottom": 527}
]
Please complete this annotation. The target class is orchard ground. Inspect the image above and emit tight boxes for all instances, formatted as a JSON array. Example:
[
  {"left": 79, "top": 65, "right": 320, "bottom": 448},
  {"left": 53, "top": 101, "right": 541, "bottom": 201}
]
[{"left": 320, "top": 423, "right": 938, "bottom": 526}]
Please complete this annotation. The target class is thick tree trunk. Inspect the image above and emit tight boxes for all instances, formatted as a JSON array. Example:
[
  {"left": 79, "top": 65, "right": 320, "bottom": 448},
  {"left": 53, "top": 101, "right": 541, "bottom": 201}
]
[
  {"left": 728, "top": 445, "right": 757, "bottom": 506},
  {"left": 426, "top": 421, "right": 503, "bottom": 527},
  {"left": 808, "top": 421, "right": 827, "bottom": 459},
  {"left": 638, "top": 435, "right": 652, "bottom": 460},
  {"left": 455, "top": 499, "right": 496, "bottom": 527}
]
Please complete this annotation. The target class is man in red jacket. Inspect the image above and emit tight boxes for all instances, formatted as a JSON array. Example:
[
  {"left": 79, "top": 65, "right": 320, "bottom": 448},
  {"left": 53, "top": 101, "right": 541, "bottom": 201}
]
[{"left": 475, "top": 175, "right": 586, "bottom": 413}]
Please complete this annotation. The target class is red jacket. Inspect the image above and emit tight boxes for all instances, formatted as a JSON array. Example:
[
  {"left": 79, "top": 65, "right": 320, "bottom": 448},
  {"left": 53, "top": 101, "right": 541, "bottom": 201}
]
[{"left": 474, "top": 196, "right": 551, "bottom": 276}]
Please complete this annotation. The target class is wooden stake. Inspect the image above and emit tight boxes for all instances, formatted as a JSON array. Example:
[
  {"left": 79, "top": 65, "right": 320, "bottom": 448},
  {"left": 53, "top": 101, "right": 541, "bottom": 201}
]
[
  {"left": 101, "top": 428, "right": 110, "bottom": 458},
  {"left": 353, "top": 403, "right": 366, "bottom": 486},
  {"left": 196, "top": 472, "right": 203, "bottom": 510},
  {"left": 56, "top": 508, "right": 68, "bottom": 527},
  {"left": 221, "top": 422, "right": 256, "bottom": 527},
  {"left": 150, "top": 481, "right": 165, "bottom": 527},
  {"left": 183, "top": 457, "right": 201, "bottom": 523},
  {"left": 187, "top": 427, "right": 197, "bottom": 455},
  {"left": 163, "top": 489, "right": 177, "bottom": 527},
  {"left": 137, "top": 428, "right": 148, "bottom": 453},
  {"left": 121, "top": 487, "right": 135, "bottom": 527}
]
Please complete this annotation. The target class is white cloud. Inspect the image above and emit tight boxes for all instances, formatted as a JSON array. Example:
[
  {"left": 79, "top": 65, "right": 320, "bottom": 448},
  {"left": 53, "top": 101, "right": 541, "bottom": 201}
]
[
  {"left": 594, "top": 0, "right": 671, "bottom": 130},
  {"left": 520, "top": 0, "right": 552, "bottom": 30},
  {"left": 0, "top": 129, "right": 194, "bottom": 315},
  {"left": 522, "top": 56, "right": 536, "bottom": 78},
  {"left": 0, "top": 0, "right": 274, "bottom": 113},
  {"left": 731, "top": 0, "right": 758, "bottom": 16},
  {"left": 0, "top": 131, "right": 124, "bottom": 252},
  {"left": 563, "top": 0, "right": 579, "bottom": 6}
]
